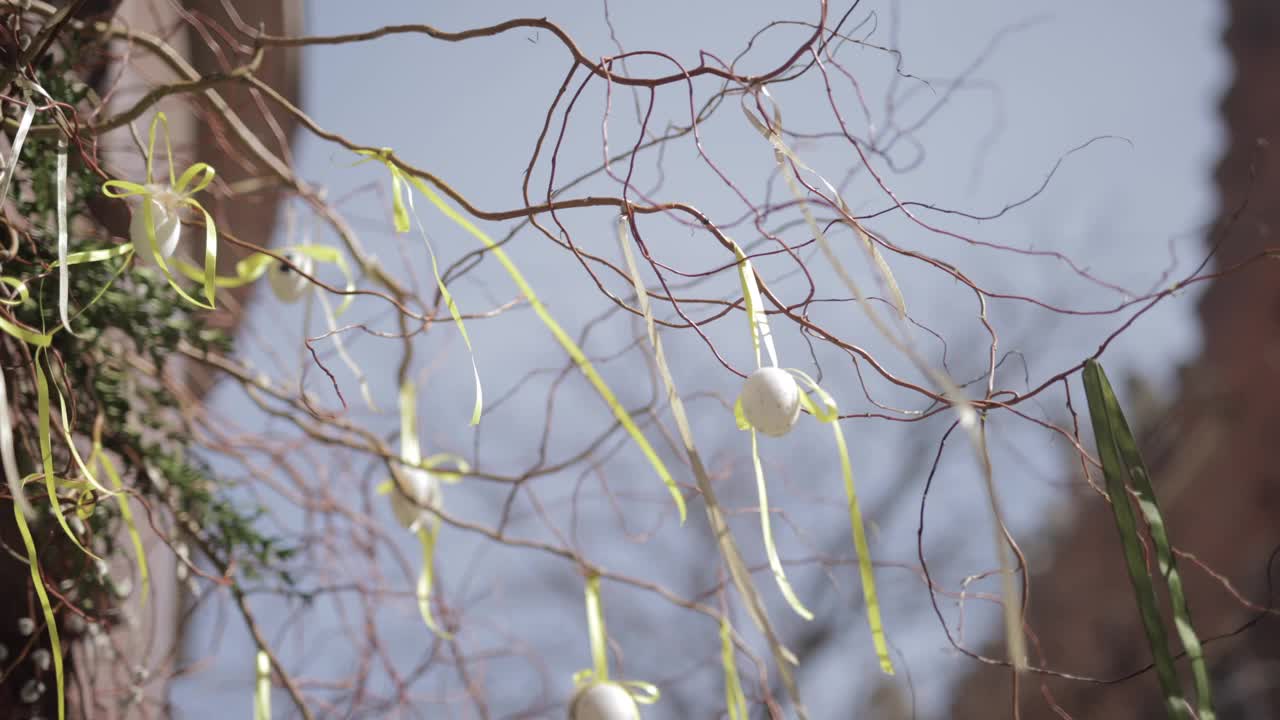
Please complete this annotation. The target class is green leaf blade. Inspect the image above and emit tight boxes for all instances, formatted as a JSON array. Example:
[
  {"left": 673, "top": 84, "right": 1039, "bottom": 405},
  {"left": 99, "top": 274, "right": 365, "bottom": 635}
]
[{"left": 1083, "top": 359, "right": 1194, "bottom": 720}]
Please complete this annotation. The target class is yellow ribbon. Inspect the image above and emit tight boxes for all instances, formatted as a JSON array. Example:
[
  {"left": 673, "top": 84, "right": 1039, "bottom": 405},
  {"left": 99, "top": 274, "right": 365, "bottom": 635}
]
[
  {"left": 34, "top": 349, "right": 99, "bottom": 560},
  {"left": 254, "top": 650, "right": 271, "bottom": 720},
  {"left": 570, "top": 674, "right": 661, "bottom": 707},
  {"left": 741, "top": 88, "right": 911, "bottom": 674},
  {"left": 95, "top": 438, "right": 149, "bottom": 611},
  {"left": 730, "top": 241, "right": 893, "bottom": 672},
  {"left": 356, "top": 149, "right": 481, "bottom": 425},
  {"left": 572, "top": 574, "right": 660, "bottom": 708},
  {"left": 732, "top": 241, "right": 777, "bottom": 369},
  {"left": 721, "top": 618, "right": 749, "bottom": 720},
  {"left": 371, "top": 474, "right": 450, "bottom": 635},
  {"left": 0, "top": 242, "right": 132, "bottom": 345},
  {"left": 374, "top": 379, "right": 453, "bottom": 639},
  {"left": 414, "top": 519, "right": 448, "bottom": 638},
  {"left": 0, "top": 314, "right": 53, "bottom": 347},
  {"left": 789, "top": 369, "right": 894, "bottom": 675},
  {"left": 101, "top": 112, "right": 219, "bottom": 309},
  {"left": 169, "top": 243, "right": 354, "bottom": 312},
  {"left": 733, "top": 250, "right": 813, "bottom": 621},
  {"left": 13, "top": 484, "right": 64, "bottom": 720},
  {"left": 355, "top": 150, "right": 685, "bottom": 521}
]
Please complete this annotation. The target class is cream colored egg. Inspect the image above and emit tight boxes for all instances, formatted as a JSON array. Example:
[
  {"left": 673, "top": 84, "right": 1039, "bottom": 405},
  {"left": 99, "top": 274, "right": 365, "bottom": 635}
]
[
  {"left": 738, "top": 366, "right": 801, "bottom": 437},
  {"left": 389, "top": 467, "right": 441, "bottom": 532},
  {"left": 568, "top": 682, "right": 640, "bottom": 720},
  {"left": 267, "top": 252, "right": 314, "bottom": 303},
  {"left": 129, "top": 193, "right": 181, "bottom": 265}
]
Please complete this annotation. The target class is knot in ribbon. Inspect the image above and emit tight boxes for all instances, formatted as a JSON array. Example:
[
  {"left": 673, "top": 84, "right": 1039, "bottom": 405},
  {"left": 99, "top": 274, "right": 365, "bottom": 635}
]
[{"left": 570, "top": 672, "right": 660, "bottom": 707}]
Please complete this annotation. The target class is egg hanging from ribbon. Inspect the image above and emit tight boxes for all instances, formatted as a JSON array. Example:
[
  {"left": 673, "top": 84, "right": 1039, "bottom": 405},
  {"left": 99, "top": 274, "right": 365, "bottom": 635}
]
[
  {"left": 389, "top": 467, "right": 441, "bottom": 533},
  {"left": 267, "top": 251, "right": 314, "bottom": 303},
  {"left": 129, "top": 192, "right": 182, "bottom": 265},
  {"left": 738, "top": 366, "right": 802, "bottom": 437},
  {"left": 568, "top": 682, "right": 641, "bottom": 720}
]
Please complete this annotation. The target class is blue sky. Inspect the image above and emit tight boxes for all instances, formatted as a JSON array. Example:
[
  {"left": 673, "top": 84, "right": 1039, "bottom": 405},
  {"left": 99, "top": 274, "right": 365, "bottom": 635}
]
[{"left": 172, "top": 2, "right": 1227, "bottom": 717}]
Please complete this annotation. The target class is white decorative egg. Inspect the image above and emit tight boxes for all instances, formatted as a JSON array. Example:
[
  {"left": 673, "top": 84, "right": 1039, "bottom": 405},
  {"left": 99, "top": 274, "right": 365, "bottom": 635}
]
[
  {"left": 738, "top": 367, "right": 801, "bottom": 437},
  {"left": 129, "top": 192, "right": 181, "bottom": 265},
  {"left": 569, "top": 682, "right": 640, "bottom": 720},
  {"left": 267, "top": 251, "right": 314, "bottom": 303},
  {"left": 389, "top": 467, "right": 441, "bottom": 532}
]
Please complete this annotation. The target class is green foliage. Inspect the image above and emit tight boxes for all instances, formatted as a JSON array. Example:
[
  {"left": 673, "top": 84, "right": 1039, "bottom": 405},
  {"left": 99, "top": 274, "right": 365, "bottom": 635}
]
[
  {"left": 150, "top": 448, "right": 297, "bottom": 586},
  {"left": 2, "top": 50, "right": 296, "bottom": 625}
]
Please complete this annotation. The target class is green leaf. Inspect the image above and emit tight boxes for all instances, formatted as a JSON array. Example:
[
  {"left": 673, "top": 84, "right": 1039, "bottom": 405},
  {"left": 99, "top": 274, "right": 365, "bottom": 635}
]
[{"left": 1083, "top": 359, "right": 1212, "bottom": 720}]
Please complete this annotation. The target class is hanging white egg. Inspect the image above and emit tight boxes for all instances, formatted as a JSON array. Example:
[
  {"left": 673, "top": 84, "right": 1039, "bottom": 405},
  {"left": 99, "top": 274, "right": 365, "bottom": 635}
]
[
  {"left": 738, "top": 367, "right": 801, "bottom": 437},
  {"left": 267, "top": 251, "right": 314, "bottom": 303},
  {"left": 568, "top": 682, "right": 640, "bottom": 720},
  {"left": 129, "top": 191, "right": 181, "bottom": 265},
  {"left": 389, "top": 467, "right": 441, "bottom": 532}
]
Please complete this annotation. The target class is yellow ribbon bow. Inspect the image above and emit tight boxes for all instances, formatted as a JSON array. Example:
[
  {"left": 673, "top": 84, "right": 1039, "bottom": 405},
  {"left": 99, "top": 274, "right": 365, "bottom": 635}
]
[{"left": 102, "top": 112, "right": 220, "bottom": 309}]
